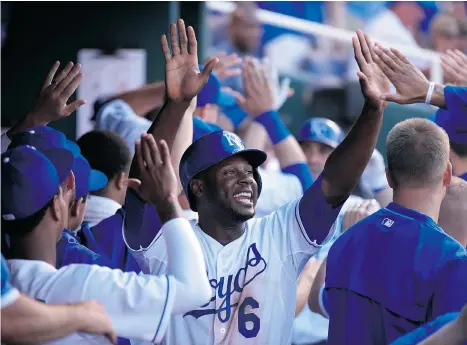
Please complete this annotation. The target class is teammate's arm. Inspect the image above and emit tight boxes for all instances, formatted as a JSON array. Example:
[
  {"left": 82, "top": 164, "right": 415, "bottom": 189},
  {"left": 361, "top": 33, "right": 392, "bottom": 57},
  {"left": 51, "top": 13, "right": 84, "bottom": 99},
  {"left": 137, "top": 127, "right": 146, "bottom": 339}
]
[
  {"left": 129, "top": 19, "right": 217, "bottom": 185},
  {"left": 5, "top": 61, "right": 85, "bottom": 143},
  {"left": 298, "top": 31, "right": 388, "bottom": 245},
  {"left": 373, "top": 44, "right": 467, "bottom": 109},
  {"left": 125, "top": 19, "right": 217, "bottom": 249},
  {"left": 2, "top": 297, "right": 117, "bottom": 345},
  {"left": 295, "top": 257, "right": 321, "bottom": 316},
  {"left": 239, "top": 57, "right": 312, "bottom": 190},
  {"left": 106, "top": 81, "right": 166, "bottom": 116}
]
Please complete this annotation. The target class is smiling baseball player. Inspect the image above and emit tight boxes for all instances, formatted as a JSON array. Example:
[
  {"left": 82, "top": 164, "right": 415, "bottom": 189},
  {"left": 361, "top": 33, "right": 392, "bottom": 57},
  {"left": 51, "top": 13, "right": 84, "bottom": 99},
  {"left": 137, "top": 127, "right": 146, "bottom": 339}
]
[{"left": 122, "top": 25, "right": 389, "bottom": 344}]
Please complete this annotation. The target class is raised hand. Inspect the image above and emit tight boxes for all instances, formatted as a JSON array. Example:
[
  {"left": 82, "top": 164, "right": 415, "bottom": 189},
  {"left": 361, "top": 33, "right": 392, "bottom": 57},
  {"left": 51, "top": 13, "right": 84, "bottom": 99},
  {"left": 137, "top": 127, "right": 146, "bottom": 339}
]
[
  {"left": 341, "top": 199, "right": 380, "bottom": 233},
  {"left": 441, "top": 50, "right": 467, "bottom": 86},
  {"left": 373, "top": 43, "right": 433, "bottom": 105},
  {"left": 28, "top": 61, "right": 86, "bottom": 124},
  {"left": 237, "top": 57, "right": 275, "bottom": 117},
  {"left": 74, "top": 300, "right": 117, "bottom": 345},
  {"left": 130, "top": 134, "right": 179, "bottom": 207},
  {"left": 204, "top": 51, "right": 242, "bottom": 80},
  {"left": 162, "top": 19, "right": 218, "bottom": 103},
  {"left": 352, "top": 30, "right": 391, "bottom": 108}
]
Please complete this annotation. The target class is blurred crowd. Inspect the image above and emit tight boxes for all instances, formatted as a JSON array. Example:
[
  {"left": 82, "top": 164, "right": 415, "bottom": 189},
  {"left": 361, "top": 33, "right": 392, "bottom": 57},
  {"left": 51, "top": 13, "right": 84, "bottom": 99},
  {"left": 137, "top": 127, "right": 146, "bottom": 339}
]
[
  {"left": 1, "top": 3, "right": 467, "bottom": 345},
  {"left": 208, "top": 1, "right": 467, "bottom": 84}
]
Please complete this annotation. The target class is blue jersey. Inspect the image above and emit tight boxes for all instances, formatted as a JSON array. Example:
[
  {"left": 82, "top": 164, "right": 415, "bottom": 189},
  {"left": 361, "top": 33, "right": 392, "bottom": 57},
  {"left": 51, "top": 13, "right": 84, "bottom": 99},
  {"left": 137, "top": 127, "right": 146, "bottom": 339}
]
[
  {"left": 56, "top": 229, "right": 111, "bottom": 268},
  {"left": 79, "top": 211, "right": 141, "bottom": 273},
  {"left": 390, "top": 312, "right": 465, "bottom": 345},
  {"left": 325, "top": 202, "right": 467, "bottom": 345}
]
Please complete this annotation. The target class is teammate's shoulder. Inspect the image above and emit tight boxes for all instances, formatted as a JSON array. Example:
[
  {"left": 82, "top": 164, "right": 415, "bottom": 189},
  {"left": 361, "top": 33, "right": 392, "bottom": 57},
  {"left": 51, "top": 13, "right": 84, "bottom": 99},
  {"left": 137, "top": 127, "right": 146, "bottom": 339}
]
[{"left": 7, "top": 259, "right": 56, "bottom": 275}]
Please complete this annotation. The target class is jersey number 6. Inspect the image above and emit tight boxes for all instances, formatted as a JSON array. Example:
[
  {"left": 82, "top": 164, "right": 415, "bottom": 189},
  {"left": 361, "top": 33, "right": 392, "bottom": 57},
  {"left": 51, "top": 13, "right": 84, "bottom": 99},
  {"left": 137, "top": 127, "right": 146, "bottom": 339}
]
[{"left": 238, "top": 297, "right": 260, "bottom": 338}]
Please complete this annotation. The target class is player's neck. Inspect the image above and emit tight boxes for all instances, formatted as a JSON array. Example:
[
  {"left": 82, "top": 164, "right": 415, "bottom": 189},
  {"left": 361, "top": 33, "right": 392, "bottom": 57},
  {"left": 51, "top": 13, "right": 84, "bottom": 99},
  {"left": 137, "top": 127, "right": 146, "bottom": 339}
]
[
  {"left": 454, "top": 158, "right": 467, "bottom": 177},
  {"left": 393, "top": 188, "right": 443, "bottom": 223},
  {"left": 8, "top": 224, "right": 57, "bottom": 267},
  {"left": 198, "top": 212, "right": 246, "bottom": 244}
]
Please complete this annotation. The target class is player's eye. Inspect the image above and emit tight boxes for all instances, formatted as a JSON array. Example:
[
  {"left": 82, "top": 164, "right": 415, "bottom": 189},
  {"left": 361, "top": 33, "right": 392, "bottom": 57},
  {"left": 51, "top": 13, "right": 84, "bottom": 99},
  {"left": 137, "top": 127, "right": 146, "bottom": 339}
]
[
  {"left": 224, "top": 169, "right": 236, "bottom": 176},
  {"left": 246, "top": 170, "right": 253, "bottom": 175}
]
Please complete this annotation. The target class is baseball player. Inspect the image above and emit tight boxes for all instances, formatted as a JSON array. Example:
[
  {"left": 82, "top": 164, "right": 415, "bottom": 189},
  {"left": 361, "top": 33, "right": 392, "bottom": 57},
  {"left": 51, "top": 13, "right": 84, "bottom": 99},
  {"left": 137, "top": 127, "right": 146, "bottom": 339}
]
[
  {"left": 123, "top": 28, "right": 389, "bottom": 344},
  {"left": 323, "top": 118, "right": 467, "bottom": 345},
  {"left": 3, "top": 135, "right": 211, "bottom": 344},
  {"left": 4, "top": 125, "right": 115, "bottom": 268},
  {"left": 298, "top": 117, "right": 392, "bottom": 206},
  {"left": 372, "top": 43, "right": 467, "bottom": 182}
]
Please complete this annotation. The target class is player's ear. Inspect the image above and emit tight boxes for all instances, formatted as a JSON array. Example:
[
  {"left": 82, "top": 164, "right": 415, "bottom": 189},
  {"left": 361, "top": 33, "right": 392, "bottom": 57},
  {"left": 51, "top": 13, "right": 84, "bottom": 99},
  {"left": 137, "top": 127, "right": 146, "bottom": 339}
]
[
  {"left": 190, "top": 178, "right": 204, "bottom": 198},
  {"left": 117, "top": 172, "right": 127, "bottom": 191},
  {"left": 443, "top": 161, "right": 452, "bottom": 187},
  {"left": 50, "top": 192, "right": 62, "bottom": 222},
  {"left": 70, "top": 198, "right": 84, "bottom": 217},
  {"left": 385, "top": 167, "right": 394, "bottom": 189}
]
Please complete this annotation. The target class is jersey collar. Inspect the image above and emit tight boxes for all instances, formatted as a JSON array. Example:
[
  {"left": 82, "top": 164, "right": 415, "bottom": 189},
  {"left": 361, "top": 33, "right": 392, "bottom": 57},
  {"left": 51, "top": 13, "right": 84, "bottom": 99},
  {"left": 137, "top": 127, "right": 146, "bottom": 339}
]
[{"left": 386, "top": 202, "right": 439, "bottom": 229}]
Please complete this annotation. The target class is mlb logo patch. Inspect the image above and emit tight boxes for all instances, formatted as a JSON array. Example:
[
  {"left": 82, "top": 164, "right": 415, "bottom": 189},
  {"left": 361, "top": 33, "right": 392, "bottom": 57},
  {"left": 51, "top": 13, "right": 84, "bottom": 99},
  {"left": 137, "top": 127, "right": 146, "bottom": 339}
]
[{"left": 382, "top": 218, "right": 394, "bottom": 227}]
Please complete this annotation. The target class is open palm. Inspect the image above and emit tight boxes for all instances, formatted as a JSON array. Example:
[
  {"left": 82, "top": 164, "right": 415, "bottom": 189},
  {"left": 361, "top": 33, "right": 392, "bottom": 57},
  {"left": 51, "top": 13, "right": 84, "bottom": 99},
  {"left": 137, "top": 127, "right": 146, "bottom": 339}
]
[
  {"left": 353, "top": 31, "right": 390, "bottom": 107},
  {"left": 162, "top": 19, "right": 218, "bottom": 103}
]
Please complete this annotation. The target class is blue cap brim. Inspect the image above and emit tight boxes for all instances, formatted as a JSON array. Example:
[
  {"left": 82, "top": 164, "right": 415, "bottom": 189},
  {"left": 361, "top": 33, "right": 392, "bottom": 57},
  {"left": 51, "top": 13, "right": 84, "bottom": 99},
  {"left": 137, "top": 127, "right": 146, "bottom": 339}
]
[
  {"left": 42, "top": 148, "right": 74, "bottom": 184},
  {"left": 217, "top": 90, "right": 237, "bottom": 108},
  {"left": 89, "top": 169, "right": 108, "bottom": 192},
  {"left": 66, "top": 140, "right": 81, "bottom": 158}
]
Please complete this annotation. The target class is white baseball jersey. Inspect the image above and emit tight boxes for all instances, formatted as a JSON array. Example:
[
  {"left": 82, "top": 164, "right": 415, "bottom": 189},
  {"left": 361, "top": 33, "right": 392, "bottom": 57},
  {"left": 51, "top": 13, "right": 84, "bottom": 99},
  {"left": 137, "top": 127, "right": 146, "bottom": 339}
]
[
  {"left": 255, "top": 167, "right": 303, "bottom": 218},
  {"left": 128, "top": 197, "right": 337, "bottom": 345},
  {"left": 7, "top": 259, "right": 176, "bottom": 345}
]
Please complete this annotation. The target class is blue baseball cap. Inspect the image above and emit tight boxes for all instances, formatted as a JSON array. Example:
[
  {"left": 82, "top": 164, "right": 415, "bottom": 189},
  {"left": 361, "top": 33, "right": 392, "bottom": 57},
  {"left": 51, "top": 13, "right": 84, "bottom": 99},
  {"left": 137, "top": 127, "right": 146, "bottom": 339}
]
[
  {"left": 298, "top": 117, "right": 344, "bottom": 149},
  {"left": 9, "top": 126, "right": 81, "bottom": 160},
  {"left": 72, "top": 155, "right": 108, "bottom": 200},
  {"left": 193, "top": 117, "right": 223, "bottom": 141},
  {"left": 197, "top": 65, "right": 237, "bottom": 108},
  {"left": 2, "top": 145, "right": 74, "bottom": 221}
]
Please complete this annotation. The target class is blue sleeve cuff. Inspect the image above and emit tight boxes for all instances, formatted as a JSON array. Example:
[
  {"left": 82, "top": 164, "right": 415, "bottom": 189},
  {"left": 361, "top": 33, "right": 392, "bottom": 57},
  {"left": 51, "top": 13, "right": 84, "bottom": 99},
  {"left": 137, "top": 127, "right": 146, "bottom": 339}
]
[
  {"left": 283, "top": 163, "right": 313, "bottom": 191},
  {"left": 299, "top": 175, "right": 345, "bottom": 245},
  {"left": 255, "top": 110, "right": 290, "bottom": 144}
]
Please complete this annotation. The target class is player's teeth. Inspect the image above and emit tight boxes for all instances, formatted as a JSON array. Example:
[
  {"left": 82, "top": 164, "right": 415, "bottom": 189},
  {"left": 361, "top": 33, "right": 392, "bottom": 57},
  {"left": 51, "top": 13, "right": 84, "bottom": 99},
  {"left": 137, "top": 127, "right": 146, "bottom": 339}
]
[{"left": 234, "top": 192, "right": 251, "bottom": 198}]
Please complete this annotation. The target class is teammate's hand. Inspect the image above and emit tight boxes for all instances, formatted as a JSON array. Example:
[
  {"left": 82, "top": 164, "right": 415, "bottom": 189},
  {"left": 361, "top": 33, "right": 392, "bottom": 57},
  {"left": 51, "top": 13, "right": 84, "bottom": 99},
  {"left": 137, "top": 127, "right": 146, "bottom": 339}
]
[
  {"left": 131, "top": 134, "right": 179, "bottom": 206},
  {"left": 27, "top": 61, "right": 86, "bottom": 125},
  {"left": 203, "top": 51, "right": 242, "bottom": 80},
  {"left": 352, "top": 30, "right": 391, "bottom": 109},
  {"left": 454, "top": 303, "right": 467, "bottom": 341},
  {"left": 237, "top": 57, "right": 275, "bottom": 117},
  {"left": 74, "top": 300, "right": 117, "bottom": 345},
  {"left": 441, "top": 50, "right": 467, "bottom": 86},
  {"left": 162, "top": 18, "right": 218, "bottom": 103},
  {"left": 373, "top": 43, "right": 430, "bottom": 105},
  {"left": 341, "top": 199, "right": 380, "bottom": 233}
]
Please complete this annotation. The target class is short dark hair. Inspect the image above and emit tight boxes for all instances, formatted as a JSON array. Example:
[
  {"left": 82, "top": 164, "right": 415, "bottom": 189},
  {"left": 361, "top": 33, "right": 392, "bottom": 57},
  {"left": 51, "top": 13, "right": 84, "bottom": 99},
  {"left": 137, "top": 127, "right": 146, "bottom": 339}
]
[
  {"left": 450, "top": 141, "right": 467, "bottom": 158},
  {"left": 3, "top": 197, "right": 53, "bottom": 237},
  {"left": 386, "top": 118, "right": 449, "bottom": 188},
  {"left": 77, "top": 130, "right": 132, "bottom": 181}
]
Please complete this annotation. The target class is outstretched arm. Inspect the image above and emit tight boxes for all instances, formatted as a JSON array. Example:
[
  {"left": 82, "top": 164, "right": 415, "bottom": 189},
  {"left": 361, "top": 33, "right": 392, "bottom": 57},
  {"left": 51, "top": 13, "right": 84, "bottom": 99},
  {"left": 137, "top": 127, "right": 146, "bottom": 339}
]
[
  {"left": 373, "top": 45, "right": 467, "bottom": 110},
  {"left": 238, "top": 57, "right": 312, "bottom": 191},
  {"left": 2, "top": 297, "right": 116, "bottom": 345},
  {"left": 299, "top": 31, "right": 389, "bottom": 245},
  {"left": 128, "top": 19, "right": 217, "bottom": 185},
  {"left": 125, "top": 19, "right": 217, "bottom": 249}
]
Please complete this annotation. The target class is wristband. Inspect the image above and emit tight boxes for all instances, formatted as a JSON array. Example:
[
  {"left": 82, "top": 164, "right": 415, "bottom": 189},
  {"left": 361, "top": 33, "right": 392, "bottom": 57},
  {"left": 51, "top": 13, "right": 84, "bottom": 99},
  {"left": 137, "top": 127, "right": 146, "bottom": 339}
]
[
  {"left": 425, "top": 82, "right": 435, "bottom": 104},
  {"left": 255, "top": 111, "right": 290, "bottom": 144},
  {"left": 222, "top": 106, "right": 248, "bottom": 129}
]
